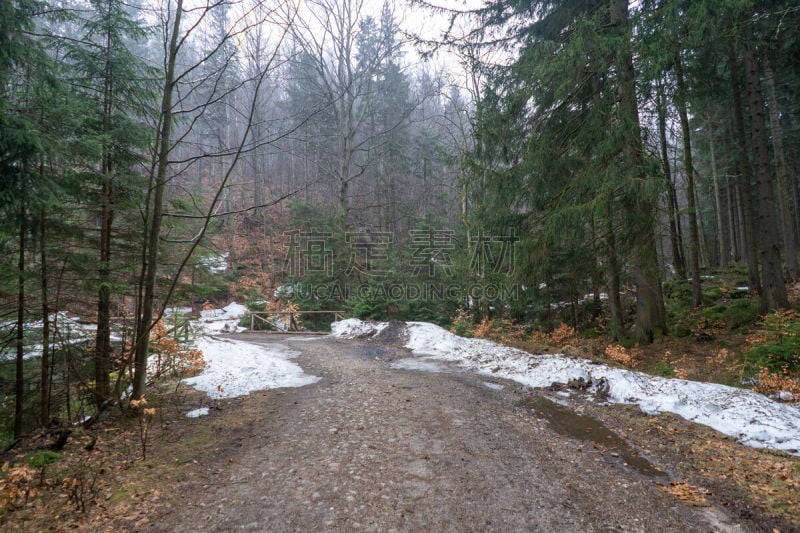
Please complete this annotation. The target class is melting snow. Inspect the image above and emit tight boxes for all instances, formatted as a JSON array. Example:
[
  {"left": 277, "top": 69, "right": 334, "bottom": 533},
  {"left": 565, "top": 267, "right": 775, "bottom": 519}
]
[
  {"left": 0, "top": 312, "right": 99, "bottom": 361},
  {"left": 186, "top": 407, "right": 209, "bottom": 418},
  {"left": 332, "top": 319, "right": 800, "bottom": 455},
  {"left": 184, "top": 336, "right": 319, "bottom": 399},
  {"left": 331, "top": 318, "right": 388, "bottom": 338},
  {"left": 201, "top": 253, "right": 229, "bottom": 274},
  {"left": 198, "top": 302, "right": 248, "bottom": 334}
]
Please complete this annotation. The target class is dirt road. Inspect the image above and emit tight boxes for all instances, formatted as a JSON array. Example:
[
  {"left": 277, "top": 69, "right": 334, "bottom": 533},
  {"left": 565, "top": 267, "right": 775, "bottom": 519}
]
[{"left": 145, "top": 335, "right": 748, "bottom": 532}]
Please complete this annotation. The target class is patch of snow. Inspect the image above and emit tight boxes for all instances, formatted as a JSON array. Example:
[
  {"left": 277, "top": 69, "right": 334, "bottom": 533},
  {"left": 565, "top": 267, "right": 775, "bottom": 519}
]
[
  {"left": 165, "top": 306, "right": 193, "bottom": 316},
  {"left": 184, "top": 337, "right": 319, "bottom": 399},
  {"left": 201, "top": 253, "right": 228, "bottom": 274},
  {"left": 334, "top": 319, "right": 800, "bottom": 455},
  {"left": 776, "top": 391, "right": 796, "bottom": 402},
  {"left": 1, "top": 312, "right": 98, "bottom": 361},
  {"left": 74, "top": 415, "right": 92, "bottom": 426},
  {"left": 330, "top": 318, "right": 388, "bottom": 339},
  {"left": 186, "top": 407, "right": 209, "bottom": 418},
  {"left": 483, "top": 381, "right": 504, "bottom": 391},
  {"left": 274, "top": 284, "right": 302, "bottom": 299},
  {"left": 198, "top": 302, "right": 248, "bottom": 334},
  {"left": 223, "top": 302, "right": 248, "bottom": 316}
]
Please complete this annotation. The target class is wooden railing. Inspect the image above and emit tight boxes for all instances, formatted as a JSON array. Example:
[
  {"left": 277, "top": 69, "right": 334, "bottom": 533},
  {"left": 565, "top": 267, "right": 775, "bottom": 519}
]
[{"left": 246, "top": 310, "right": 348, "bottom": 334}]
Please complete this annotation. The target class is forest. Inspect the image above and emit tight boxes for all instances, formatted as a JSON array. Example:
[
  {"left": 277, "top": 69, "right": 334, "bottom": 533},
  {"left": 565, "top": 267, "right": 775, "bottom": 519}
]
[{"left": 1, "top": 0, "right": 800, "bottom": 459}]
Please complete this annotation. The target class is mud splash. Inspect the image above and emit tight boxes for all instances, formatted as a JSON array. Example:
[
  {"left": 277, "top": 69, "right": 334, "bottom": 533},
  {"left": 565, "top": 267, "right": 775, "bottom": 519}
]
[{"left": 519, "top": 395, "right": 667, "bottom": 479}]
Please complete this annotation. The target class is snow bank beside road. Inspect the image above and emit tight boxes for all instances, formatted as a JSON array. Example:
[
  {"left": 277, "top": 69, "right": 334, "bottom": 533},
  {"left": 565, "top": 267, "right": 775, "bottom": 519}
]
[
  {"left": 331, "top": 318, "right": 388, "bottom": 339},
  {"left": 184, "top": 336, "right": 319, "bottom": 399},
  {"left": 332, "top": 319, "right": 800, "bottom": 455}
]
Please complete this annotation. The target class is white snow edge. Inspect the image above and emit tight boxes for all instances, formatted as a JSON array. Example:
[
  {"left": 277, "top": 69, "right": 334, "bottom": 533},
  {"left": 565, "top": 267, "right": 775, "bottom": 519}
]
[{"left": 332, "top": 319, "right": 800, "bottom": 455}]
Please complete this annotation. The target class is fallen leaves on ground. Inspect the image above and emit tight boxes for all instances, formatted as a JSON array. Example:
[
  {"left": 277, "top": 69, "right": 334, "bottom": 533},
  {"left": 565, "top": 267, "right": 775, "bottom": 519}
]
[{"left": 656, "top": 481, "right": 711, "bottom": 506}]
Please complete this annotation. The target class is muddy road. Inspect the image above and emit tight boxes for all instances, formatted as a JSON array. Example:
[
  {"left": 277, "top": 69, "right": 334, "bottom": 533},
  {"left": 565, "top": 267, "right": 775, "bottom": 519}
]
[{"left": 144, "top": 335, "right": 748, "bottom": 532}]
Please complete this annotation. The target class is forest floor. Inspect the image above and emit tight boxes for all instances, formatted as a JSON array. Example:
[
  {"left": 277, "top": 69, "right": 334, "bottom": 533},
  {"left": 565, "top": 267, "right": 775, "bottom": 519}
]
[{"left": 3, "top": 333, "right": 799, "bottom": 532}]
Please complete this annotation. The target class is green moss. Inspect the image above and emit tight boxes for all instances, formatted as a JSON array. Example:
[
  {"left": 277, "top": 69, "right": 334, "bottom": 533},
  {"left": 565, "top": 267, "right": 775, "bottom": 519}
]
[
  {"left": 652, "top": 361, "right": 676, "bottom": 378},
  {"left": 702, "top": 286, "right": 724, "bottom": 306},
  {"left": 28, "top": 450, "right": 60, "bottom": 469},
  {"left": 703, "top": 305, "right": 726, "bottom": 322}
]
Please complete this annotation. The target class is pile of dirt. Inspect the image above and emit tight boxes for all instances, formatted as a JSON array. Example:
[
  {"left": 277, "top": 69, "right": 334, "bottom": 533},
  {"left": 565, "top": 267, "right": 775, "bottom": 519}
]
[{"left": 370, "top": 320, "right": 409, "bottom": 346}]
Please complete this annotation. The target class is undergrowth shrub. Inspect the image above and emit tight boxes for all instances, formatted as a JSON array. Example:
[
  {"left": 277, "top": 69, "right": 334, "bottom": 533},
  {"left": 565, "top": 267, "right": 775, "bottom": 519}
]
[
  {"left": 62, "top": 456, "right": 103, "bottom": 512},
  {"left": 473, "top": 317, "right": 526, "bottom": 342},
  {"left": 149, "top": 321, "right": 205, "bottom": 378},
  {"left": 529, "top": 322, "right": 577, "bottom": 347},
  {"left": 722, "top": 299, "right": 760, "bottom": 330},
  {"left": 28, "top": 451, "right": 60, "bottom": 487},
  {"left": 449, "top": 307, "right": 473, "bottom": 338},
  {"left": 449, "top": 308, "right": 526, "bottom": 343},
  {"left": 745, "top": 309, "right": 800, "bottom": 374}
]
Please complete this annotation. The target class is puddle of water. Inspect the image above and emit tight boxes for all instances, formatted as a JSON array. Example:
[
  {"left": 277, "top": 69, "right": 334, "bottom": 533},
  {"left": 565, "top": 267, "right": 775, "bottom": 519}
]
[
  {"left": 518, "top": 395, "right": 666, "bottom": 479},
  {"left": 357, "top": 345, "right": 394, "bottom": 360},
  {"left": 391, "top": 357, "right": 452, "bottom": 373}
]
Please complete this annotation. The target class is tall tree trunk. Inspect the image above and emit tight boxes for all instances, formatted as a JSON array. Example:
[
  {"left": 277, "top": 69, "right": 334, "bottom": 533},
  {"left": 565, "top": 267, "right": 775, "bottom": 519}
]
[
  {"left": 611, "top": 0, "right": 666, "bottom": 341},
  {"left": 674, "top": 54, "right": 702, "bottom": 306},
  {"left": 337, "top": 106, "right": 354, "bottom": 224},
  {"left": 40, "top": 205, "right": 50, "bottom": 426},
  {"left": 606, "top": 207, "right": 624, "bottom": 340},
  {"left": 743, "top": 50, "right": 788, "bottom": 311},
  {"left": 695, "top": 184, "right": 710, "bottom": 269},
  {"left": 460, "top": 170, "right": 471, "bottom": 257},
  {"left": 763, "top": 52, "right": 798, "bottom": 279},
  {"left": 736, "top": 186, "right": 748, "bottom": 264},
  {"left": 723, "top": 123, "right": 741, "bottom": 261},
  {"left": 132, "top": 0, "right": 183, "bottom": 401},
  {"left": 15, "top": 201, "right": 26, "bottom": 438},
  {"left": 95, "top": 27, "right": 113, "bottom": 407},
  {"left": 95, "top": 177, "right": 113, "bottom": 407},
  {"left": 657, "top": 79, "right": 686, "bottom": 277},
  {"left": 708, "top": 118, "right": 728, "bottom": 268},
  {"left": 791, "top": 152, "right": 800, "bottom": 246},
  {"left": 729, "top": 42, "right": 762, "bottom": 294},
  {"left": 726, "top": 172, "right": 738, "bottom": 261}
]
